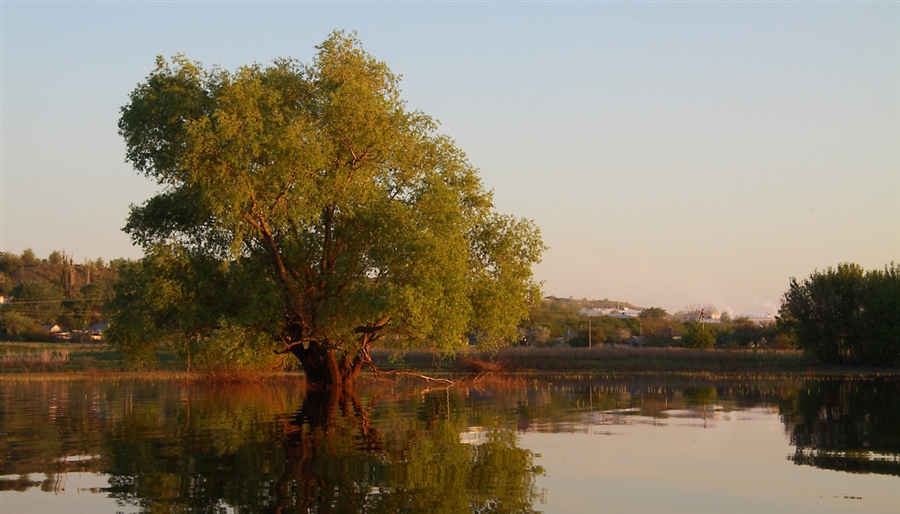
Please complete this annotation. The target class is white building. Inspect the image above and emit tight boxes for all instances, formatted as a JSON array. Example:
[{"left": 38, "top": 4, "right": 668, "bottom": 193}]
[{"left": 579, "top": 307, "right": 642, "bottom": 318}]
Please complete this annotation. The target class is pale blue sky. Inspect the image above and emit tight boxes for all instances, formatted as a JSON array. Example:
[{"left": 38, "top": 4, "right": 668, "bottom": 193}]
[{"left": 1, "top": 1, "right": 897, "bottom": 315}]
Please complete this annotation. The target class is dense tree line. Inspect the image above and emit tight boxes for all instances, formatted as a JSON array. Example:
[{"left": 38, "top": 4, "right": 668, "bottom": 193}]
[
  {"left": 522, "top": 297, "right": 781, "bottom": 349},
  {"left": 0, "top": 250, "right": 123, "bottom": 341},
  {"left": 779, "top": 263, "right": 899, "bottom": 367},
  {"left": 521, "top": 297, "right": 641, "bottom": 346}
]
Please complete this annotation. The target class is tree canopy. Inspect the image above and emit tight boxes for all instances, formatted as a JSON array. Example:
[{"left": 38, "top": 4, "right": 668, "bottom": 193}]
[
  {"left": 113, "top": 31, "right": 545, "bottom": 387},
  {"left": 779, "top": 262, "right": 900, "bottom": 367}
]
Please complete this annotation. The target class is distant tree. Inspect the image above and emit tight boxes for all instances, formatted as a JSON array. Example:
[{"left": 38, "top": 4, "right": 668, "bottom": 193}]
[
  {"left": 638, "top": 307, "right": 669, "bottom": 340},
  {"left": 718, "top": 316, "right": 777, "bottom": 348},
  {"left": 683, "top": 322, "right": 715, "bottom": 349},
  {"left": 113, "top": 32, "right": 544, "bottom": 386},
  {"left": 779, "top": 263, "right": 899, "bottom": 366},
  {"left": 522, "top": 325, "right": 551, "bottom": 346},
  {"left": 9, "top": 280, "right": 65, "bottom": 325},
  {"left": 48, "top": 251, "right": 64, "bottom": 266},
  {"left": 0, "top": 312, "right": 47, "bottom": 341},
  {"left": 0, "top": 252, "right": 24, "bottom": 274},
  {"left": 20, "top": 248, "right": 37, "bottom": 266},
  {"left": 639, "top": 307, "right": 668, "bottom": 319},
  {"left": 108, "top": 258, "right": 130, "bottom": 271},
  {"left": 72, "top": 282, "right": 110, "bottom": 328},
  {"left": 60, "top": 255, "right": 77, "bottom": 298}
]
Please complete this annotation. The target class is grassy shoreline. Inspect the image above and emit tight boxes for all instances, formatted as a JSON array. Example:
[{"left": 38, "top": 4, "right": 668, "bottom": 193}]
[{"left": 2, "top": 342, "right": 896, "bottom": 380}]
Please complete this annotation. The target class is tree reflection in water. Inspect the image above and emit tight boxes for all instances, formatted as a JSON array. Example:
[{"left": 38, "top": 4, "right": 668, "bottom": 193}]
[
  {"left": 92, "top": 384, "right": 544, "bottom": 513},
  {"left": 5, "top": 375, "right": 898, "bottom": 512},
  {"left": 276, "top": 387, "right": 543, "bottom": 513},
  {"left": 780, "top": 377, "right": 900, "bottom": 476}
]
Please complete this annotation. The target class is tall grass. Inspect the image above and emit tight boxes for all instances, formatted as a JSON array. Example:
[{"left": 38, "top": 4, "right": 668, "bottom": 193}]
[
  {"left": 371, "top": 345, "right": 817, "bottom": 374},
  {"left": 3, "top": 342, "right": 892, "bottom": 381},
  {"left": 490, "top": 345, "right": 811, "bottom": 372}
]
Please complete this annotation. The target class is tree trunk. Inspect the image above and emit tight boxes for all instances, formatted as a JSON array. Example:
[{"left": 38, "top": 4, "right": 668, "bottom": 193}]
[{"left": 290, "top": 343, "right": 361, "bottom": 390}]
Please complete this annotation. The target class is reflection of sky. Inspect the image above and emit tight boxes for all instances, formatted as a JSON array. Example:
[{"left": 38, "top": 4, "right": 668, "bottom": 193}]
[
  {"left": 519, "top": 410, "right": 899, "bottom": 514},
  {"left": 0, "top": 471, "right": 141, "bottom": 514}
]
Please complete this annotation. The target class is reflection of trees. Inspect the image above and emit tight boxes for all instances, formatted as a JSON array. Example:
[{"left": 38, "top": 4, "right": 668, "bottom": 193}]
[
  {"left": 101, "top": 384, "right": 301, "bottom": 513},
  {"left": 0, "top": 381, "right": 541, "bottom": 512},
  {"left": 22, "top": 376, "right": 900, "bottom": 510},
  {"left": 681, "top": 387, "right": 717, "bottom": 406},
  {"left": 275, "top": 388, "right": 544, "bottom": 513},
  {"left": 0, "top": 381, "right": 108, "bottom": 492},
  {"left": 780, "top": 378, "right": 900, "bottom": 476},
  {"left": 0, "top": 381, "right": 543, "bottom": 513}
]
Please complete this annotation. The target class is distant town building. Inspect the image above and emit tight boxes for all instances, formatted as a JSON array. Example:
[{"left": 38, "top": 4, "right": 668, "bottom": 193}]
[
  {"left": 745, "top": 314, "right": 777, "bottom": 326},
  {"left": 624, "top": 336, "right": 650, "bottom": 347},
  {"left": 579, "top": 307, "right": 643, "bottom": 318}
]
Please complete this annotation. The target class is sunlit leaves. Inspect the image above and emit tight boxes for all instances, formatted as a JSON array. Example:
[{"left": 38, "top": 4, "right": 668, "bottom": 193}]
[
  {"left": 779, "top": 262, "right": 900, "bottom": 366},
  {"left": 116, "top": 31, "right": 544, "bottom": 380}
]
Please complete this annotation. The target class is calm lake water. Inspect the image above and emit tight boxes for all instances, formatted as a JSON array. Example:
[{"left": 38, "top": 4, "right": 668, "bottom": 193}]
[{"left": 1, "top": 374, "right": 897, "bottom": 513}]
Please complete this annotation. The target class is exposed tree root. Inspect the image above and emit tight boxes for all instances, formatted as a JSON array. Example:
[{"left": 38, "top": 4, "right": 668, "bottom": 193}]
[{"left": 368, "top": 368, "right": 456, "bottom": 385}]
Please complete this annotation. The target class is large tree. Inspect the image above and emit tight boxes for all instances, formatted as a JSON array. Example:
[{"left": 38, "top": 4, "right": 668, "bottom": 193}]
[
  {"left": 113, "top": 32, "right": 545, "bottom": 388},
  {"left": 779, "top": 262, "right": 899, "bottom": 367}
]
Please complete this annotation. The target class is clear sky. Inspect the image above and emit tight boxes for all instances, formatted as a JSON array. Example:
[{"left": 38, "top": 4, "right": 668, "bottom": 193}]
[{"left": 1, "top": 1, "right": 897, "bottom": 315}]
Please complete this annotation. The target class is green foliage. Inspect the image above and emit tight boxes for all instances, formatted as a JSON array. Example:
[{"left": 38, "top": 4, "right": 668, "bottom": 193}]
[
  {"left": 521, "top": 324, "right": 551, "bottom": 346},
  {"left": 683, "top": 322, "right": 716, "bottom": 349},
  {"left": 713, "top": 316, "right": 779, "bottom": 349},
  {"left": 47, "top": 251, "right": 63, "bottom": 265},
  {"left": 69, "top": 282, "right": 109, "bottom": 329},
  {"left": 0, "top": 312, "right": 49, "bottom": 341},
  {"left": 639, "top": 307, "right": 668, "bottom": 319},
  {"left": 8, "top": 280, "right": 65, "bottom": 325},
  {"left": 779, "top": 262, "right": 900, "bottom": 367},
  {"left": 190, "top": 322, "right": 283, "bottom": 376},
  {"left": 0, "top": 252, "right": 24, "bottom": 274},
  {"left": 0, "top": 254, "right": 122, "bottom": 337},
  {"left": 527, "top": 298, "right": 643, "bottom": 347},
  {"left": 637, "top": 306, "right": 671, "bottom": 343},
  {"left": 106, "top": 246, "right": 282, "bottom": 368},
  {"left": 115, "top": 32, "right": 544, "bottom": 382},
  {"left": 20, "top": 248, "right": 37, "bottom": 266}
]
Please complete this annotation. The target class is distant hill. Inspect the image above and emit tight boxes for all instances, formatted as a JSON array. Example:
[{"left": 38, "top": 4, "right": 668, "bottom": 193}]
[
  {"left": 542, "top": 296, "right": 646, "bottom": 312},
  {"left": 0, "top": 252, "right": 128, "bottom": 339},
  {"left": 1, "top": 257, "right": 122, "bottom": 296}
]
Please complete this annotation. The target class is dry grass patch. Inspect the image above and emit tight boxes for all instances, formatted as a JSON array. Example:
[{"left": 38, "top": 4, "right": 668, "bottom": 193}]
[{"left": 456, "top": 356, "right": 507, "bottom": 373}]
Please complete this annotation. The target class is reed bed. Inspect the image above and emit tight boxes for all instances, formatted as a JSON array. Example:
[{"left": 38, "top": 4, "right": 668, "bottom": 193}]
[
  {"left": 3, "top": 342, "right": 894, "bottom": 383},
  {"left": 491, "top": 345, "right": 809, "bottom": 372},
  {"left": 369, "top": 345, "right": 819, "bottom": 374}
]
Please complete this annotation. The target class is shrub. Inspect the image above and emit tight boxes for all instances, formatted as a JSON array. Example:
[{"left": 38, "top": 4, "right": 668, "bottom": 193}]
[
  {"left": 190, "top": 322, "right": 283, "bottom": 380},
  {"left": 0, "top": 313, "right": 50, "bottom": 341},
  {"left": 683, "top": 323, "right": 715, "bottom": 349}
]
